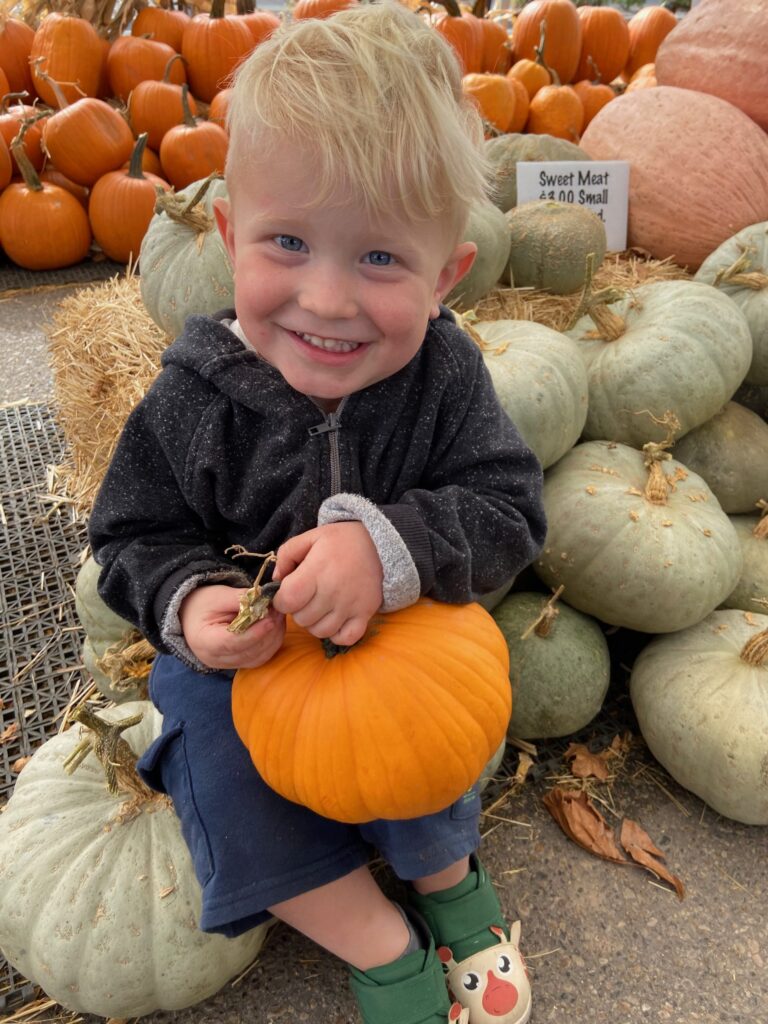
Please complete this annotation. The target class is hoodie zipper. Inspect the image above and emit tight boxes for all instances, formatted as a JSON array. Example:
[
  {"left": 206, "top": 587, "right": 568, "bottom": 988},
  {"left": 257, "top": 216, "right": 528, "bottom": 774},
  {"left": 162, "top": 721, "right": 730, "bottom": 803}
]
[{"left": 308, "top": 396, "right": 348, "bottom": 495}]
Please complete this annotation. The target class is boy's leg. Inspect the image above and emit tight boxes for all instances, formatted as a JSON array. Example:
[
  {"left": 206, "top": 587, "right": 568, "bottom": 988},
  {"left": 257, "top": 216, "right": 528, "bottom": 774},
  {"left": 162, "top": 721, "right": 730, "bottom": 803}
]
[{"left": 268, "top": 867, "right": 468, "bottom": 1024}]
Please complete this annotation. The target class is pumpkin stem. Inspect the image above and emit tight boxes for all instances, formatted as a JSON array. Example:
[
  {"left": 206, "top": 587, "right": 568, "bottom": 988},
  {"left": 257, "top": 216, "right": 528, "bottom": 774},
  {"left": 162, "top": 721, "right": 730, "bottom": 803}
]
[
  {"left": 754, "top": 500, "right": 768, "bottom": 539},
  {"left": 179, "top": 82, "right": 197, "bottom": 128},
  {"left": 96, "top": 630, "right": 155, "bottom": 694},
  {"left": 10, "top": 122, "right": 43, "bottom": 192},
  {"left": 127, "top": 132, "right": 149, "bottom": 179},
  {"left": 740, "top": 629, "right": 768, "bottom": 667},
  {"left": 162, "top": 52, "right": 188, "bottom": 83},
  {"left": 534, "top": 20, "right": 560, "bottom": 86},
  {"left": 237, "top": 0, "right": 255, "bottom": 12},
  {"left": 226, "top": 549, "right": 280, "bottom": 633},
  {"left": 62, "top": 705, "right": 159, "bottom": 807},
  {"left": 31, "top": 60, "right": 81, "bottom": 109},
  {"left": 0, "top": 90, "right": 30, "bottom": 115},
  {"left": 430, "top": 0, "right": 463, "bottom": 19},
  {"left": 471, "top": 0, "right": 488, "bottom": 18},
  {"left": 210, "top": 0, "right": 227, "bottom": 19},
  {"left": 567, "top": 253, "right": 627, "bottom": 340},
  {"left": 587, "top": 55, "right": 603, "bottom": 85},
  {"left": 713, "top": 245, "right": 768, "bottom": 292},
  {"left": 154, "top": 171, "right": 222, "bottom": 229},
  {"left": 521, "top": 584, "right": 564, "bottom": 639},
  {"left": 641, "top": 411, "right": 681, "bottom": 505}
]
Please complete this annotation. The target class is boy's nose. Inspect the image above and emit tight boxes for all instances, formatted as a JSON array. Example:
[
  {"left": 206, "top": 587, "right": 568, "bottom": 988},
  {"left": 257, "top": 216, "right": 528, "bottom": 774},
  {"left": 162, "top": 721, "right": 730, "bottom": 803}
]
[{"left": 297, "top": 267, "right": 358, "bottom": 320}]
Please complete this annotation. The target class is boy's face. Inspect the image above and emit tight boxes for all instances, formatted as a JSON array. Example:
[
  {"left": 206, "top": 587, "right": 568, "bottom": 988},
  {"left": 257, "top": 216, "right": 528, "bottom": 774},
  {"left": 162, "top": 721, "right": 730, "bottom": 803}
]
[{"left": 214, "top": 142, "right": 476, "bottom": 404}]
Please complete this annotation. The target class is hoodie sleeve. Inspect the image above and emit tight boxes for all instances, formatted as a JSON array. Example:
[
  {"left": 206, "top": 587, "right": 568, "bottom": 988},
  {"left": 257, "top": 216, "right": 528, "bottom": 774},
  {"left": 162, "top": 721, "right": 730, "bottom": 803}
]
[
  {"left": 377, "top": 322, "right": 547, "bottom": 603},
  {"left": 88, "top": 375, "right": 250, "bottom": 662}
]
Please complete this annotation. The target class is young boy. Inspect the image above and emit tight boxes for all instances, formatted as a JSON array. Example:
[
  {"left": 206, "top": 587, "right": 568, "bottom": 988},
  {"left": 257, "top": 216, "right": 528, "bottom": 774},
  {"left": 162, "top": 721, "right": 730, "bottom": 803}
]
[{"left": 89, "top": 4, "right": 546, "bottom": 1021}]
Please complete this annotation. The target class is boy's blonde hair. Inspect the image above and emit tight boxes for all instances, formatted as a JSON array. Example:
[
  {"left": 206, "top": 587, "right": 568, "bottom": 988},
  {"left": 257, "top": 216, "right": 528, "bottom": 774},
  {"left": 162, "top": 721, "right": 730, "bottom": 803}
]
[{"left": 225, "top": 1, "right": 489, "bottom": 238}]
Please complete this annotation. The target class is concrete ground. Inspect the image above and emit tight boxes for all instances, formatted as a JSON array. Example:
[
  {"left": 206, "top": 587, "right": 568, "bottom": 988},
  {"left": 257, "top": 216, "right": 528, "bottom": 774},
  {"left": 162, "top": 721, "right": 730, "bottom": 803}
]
[{"left": 1, "top": 283, "right": 766, "bottom": 1024}]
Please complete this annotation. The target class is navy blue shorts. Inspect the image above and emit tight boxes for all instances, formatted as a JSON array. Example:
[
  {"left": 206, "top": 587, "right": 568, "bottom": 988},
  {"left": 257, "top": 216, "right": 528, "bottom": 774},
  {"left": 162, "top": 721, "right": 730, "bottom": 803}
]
[{"left": 137, "top": 654, "right": 482, "bottom": 937}]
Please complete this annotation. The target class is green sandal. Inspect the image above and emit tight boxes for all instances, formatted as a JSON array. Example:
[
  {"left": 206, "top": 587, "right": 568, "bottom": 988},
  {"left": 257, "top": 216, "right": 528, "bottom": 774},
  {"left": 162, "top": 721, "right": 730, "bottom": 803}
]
[
  {"left": 349, "top": 927, "right": 469, "bottom": 1024},
  {"left": 407, "top": 859, "right": 532, "bottom": 1024}
]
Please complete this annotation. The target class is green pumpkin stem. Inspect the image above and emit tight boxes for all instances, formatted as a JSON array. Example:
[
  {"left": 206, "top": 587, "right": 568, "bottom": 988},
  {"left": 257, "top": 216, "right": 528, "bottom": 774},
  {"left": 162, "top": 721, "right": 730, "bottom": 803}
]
[
  {"left": 128, "top": 132, "right": 149, "bottom": 179},
  {"left": 63, "top": 706, "right": 156, "bottom": 804},
  {"left": 179, "top": 82, "right": 197, "bottom": 128},
  {"left": 740, "top": 630, "right": 768, "bottom": 667}
]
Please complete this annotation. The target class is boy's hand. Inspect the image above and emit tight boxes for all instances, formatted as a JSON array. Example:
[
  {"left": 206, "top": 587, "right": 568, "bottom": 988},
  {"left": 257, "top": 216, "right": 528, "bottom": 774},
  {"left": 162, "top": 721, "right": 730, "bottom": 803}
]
[
  {"left": 179, "top": 584, "right": 285, "bottom": 670},
  {"left": 272, "top": 522, "right": 383, "bottom": 646}
]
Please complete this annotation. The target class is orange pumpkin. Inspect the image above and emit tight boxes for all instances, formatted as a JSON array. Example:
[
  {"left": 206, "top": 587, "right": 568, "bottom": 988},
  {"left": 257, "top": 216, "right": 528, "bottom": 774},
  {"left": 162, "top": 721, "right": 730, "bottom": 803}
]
[
  {"left": 479, "top": 15, "right": 512, "bottom": 75},
  {"left": 159, "top": 83, "right": 228, "bottom": 189},
  {"left": 30, "top": 13, "right": 104, "bottom": 106},
  {"left": 40, "top": 75, "right": 134, "bottom": 187},
  {"left": 236, "top": 0, "right": 280, "bottom": 45},
  {"left": 232, "top": 600, "right": 512, "bottom": 823},
  {"left": 0, "top": 134, "right": 11, "bottom": 191},
  {"left": 208, "top": 87, "right": 232, "bottom": 129},
  {"left": 512, "top": 0, "right": 582, "bottom": 85},
  {"left": 624, "top": 62, "right": 657, "bottom": 93},
  {"left": 107, "top": 34, "right": 186, "bottom": 104},
  {"left": 293, "top": 0, "right": 356, "bottom": 19},
  {"left": 0, "top": 66, "right": 8, "bottom": 101},
  {"left": 131, "top": 5, "right": 190, "bottom": 51},
  {"left": 507, "top": 56, "right": 551, "bottom": 100},
  {"left": 89, "top": 133, "right": 170, "bottom": 264},
  {"left": 622, "top": 5, "right": 676, "bottom": 82},
  {"left": 506, "top": 75, "right": 529, "bottom": 133},
  {"left": 39, "top": 165, "right": 89, "bottom": 206},
  {"left": 0, "top": 95, "right": 46, "bottom": 173},
  {"left": 0, "top": 137, "right": 91, "bottom": 269},
  {"left": 572, "top": 78, "right": 614, "bottom": 128},
  {"left": 462, "top": 71, "right": 516, "bottom": 133},
  {"left": 526, "top": 82, "right": 584, "bottom": 141},
  {"left": 128, "top": 54, "right": 198, "bottom": 153},
  {"left": 181, "top": 0, "right": 255, "bottom": 103},
  {"left": 0, "top": 14, "right": 36, "bottom": 96},
  {"left": 574, "top": 5, "right": 629, "bottom": 85},
  {"left": 433, "top": 0, "right": 484, "bottom": 75}
]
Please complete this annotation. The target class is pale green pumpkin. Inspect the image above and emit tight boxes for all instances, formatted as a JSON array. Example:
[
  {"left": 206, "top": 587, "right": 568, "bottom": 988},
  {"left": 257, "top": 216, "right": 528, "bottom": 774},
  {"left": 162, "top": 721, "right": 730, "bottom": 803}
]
[
  {"left": 670, "top": 401, "right": 768, "bottom": 514},
  {"left": 695, "top": 221, "right": 768, "bottom": 386},
  {"left": 630, "top": 610, "right": 768, "bottom": 825},
  {"left": 139, "top": 175, "right": 234, "bottom": 338},
  {"left": 504, "top": 200, "right": 606, "bottom": 295},
  {"left": 484, "top": 133, "right": 591, "bottom": 213},
  {"left": 534, "top": 440, "right": 743, "bottom": 633},
  {"left": 720, "top": 511, "right": 768, "bottom": 614},
  {"left": 566, "top": 280, "right": 753, "bottom": 447},
  {"left": 0, "top": 702, "right": 269, "bottom": 1016},
  {"left": 446, "top": 199, "right": 510, "bottom": 310},
  {"left": 75, "top": 555, "right": 148, "bottom": 702},
  {"left": 492, "top": 592, "right": 610, "bottom": 740},
  {"left": 471, "top": 318, "right": 588, "bottom": 468}
]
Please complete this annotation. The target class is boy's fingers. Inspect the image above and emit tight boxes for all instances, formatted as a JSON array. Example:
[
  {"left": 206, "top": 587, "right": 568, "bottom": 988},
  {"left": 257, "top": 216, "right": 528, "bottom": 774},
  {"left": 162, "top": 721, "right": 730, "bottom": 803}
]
[
  {"left": 274, "top": 531, "right": 317, "bottom": 579},
  {"left": 272, "top": 568, "right": 317, "bottom": 615}
]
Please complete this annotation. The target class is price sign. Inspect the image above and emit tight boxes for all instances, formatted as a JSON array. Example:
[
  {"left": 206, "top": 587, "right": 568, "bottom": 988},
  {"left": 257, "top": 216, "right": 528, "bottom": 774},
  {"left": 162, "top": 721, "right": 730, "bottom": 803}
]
[{"left": 515, "top": 160, "right": 630, "bottom": 251}]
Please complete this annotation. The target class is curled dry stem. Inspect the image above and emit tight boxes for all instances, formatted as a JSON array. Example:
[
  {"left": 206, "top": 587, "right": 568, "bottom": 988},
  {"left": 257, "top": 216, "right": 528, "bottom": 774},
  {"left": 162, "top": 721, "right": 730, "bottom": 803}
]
[
  {"left": 640, "top": 411, "right": 681, "bottom": 506},
  {"left": 226, "top": 548, "right": 279, "bottom": 633}
]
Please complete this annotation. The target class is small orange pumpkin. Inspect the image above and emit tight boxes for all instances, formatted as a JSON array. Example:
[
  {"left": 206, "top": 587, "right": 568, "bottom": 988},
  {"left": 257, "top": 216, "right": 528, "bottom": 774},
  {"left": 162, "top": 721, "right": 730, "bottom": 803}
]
[
  {"left": 526, "top": 82, "right": 584, "bottom": 141},
  {"left": 232, "top": 600, "right": 512, "bottom": 823},
  {"left": 128, "top": 54, "right": 198, "bottom": 153},
  {"left": 507, "top": 56, "right": 551, "bottom": 100},
  {"left": 0, "top": 14, "right": 36, "bottom": 96},
  {"left": 293, "top": 0, "right": 357, "bottom": 19},
  {"left": 0, "top": 94, "right": 46, "bottom": 173},
  {"left": 208, "top": 87, "right": 232, "bottom": 129},
  {"left": 506, "top": 75, "right": 529, "bottom": 133},
  {"left": 159, "top": 83, "right": 228, "bottom": 189},
  {"left": 433, "top": 0, "right": 484, "bottom": 75},
  {"left": 181, "top": 0, "right": 254, "bottom": 103},
  {"left": 236, "top": 0, "right": 280, "bottom": 45},
  {"left": 572, "top": 77, "right": 615, "bottom": 128},
  {"left": 574, "top": 5, "right": 629, "bottom": 86},
  {"left": 0, "top": 134, "right": 11, "bottom": 191},
  {"left": 462, "top": 71, "right": 516, "bottom": 133},
  {"left": 624, "top": 62, "right": 657, "bottom": 93},
  {"left": 30, "top": 13, "right": 104, "bottom": 106},
  {"left": 131, "top": 5, "right": 190, "bottom": 51},
  {"left": 107, "top": 34, "right": 186, "bottom": 104},
  {"left": 479, "top": 14, "right": 512, "bottom": 75}
]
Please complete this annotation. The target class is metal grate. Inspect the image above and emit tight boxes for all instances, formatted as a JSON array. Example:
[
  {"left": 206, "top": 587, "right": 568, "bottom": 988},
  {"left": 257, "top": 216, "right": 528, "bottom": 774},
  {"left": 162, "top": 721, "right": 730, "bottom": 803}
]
[
  {"left": 0, "top": 402, "right": 90, "bottom": 1010},
  {"left": 0, "top": 252, "right": 127, "bottom": 295}
]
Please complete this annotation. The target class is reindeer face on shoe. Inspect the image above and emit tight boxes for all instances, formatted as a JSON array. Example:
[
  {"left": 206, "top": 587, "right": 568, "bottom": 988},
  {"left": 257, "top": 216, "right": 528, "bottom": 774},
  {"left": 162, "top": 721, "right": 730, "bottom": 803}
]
[{"left": 438, "top": 922, "right": 531, "bottom": 1024}]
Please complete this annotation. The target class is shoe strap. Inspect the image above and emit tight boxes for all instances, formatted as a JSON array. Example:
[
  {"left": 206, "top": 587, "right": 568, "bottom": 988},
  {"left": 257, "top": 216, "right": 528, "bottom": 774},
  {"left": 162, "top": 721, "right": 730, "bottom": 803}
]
[
  {"left": 410, "top": 878, "right": 502, "bottom": 950},
  {"left": 350, "top": 954, "right": 451, "bottom": 1024}
]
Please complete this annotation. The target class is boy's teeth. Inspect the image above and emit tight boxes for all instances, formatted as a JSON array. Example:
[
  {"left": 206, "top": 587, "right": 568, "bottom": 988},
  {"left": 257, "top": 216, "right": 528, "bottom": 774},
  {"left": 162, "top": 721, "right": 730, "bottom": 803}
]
[{"left": 298, "top": 331, "right": 360, "bottom": 353}]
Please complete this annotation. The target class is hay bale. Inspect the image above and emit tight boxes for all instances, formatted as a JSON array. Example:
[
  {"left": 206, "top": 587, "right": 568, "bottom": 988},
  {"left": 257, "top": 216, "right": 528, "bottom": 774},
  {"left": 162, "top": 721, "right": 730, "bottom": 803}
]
[
  {"left": 474, "top": 251, "right": 690, "bottom": 333},
  {"left": 47, "top": 273, "right": 170, "bottom": 515}
]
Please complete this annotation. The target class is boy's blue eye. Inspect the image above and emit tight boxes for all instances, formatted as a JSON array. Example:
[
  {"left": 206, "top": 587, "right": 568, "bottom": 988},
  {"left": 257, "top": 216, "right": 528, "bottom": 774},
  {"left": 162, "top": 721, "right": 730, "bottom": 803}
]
[
  {"left": 275, "top": 235, "right": 306, "bottom": 252},
  {"left": 365, "top": 250, "right": 395, "bottom": 266}
]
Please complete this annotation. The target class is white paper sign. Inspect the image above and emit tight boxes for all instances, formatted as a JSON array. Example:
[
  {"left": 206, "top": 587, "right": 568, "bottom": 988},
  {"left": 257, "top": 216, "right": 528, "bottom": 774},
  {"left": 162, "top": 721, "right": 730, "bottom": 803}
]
[{"left": 515, "top": 160, "right": 630, "bottom": 251}]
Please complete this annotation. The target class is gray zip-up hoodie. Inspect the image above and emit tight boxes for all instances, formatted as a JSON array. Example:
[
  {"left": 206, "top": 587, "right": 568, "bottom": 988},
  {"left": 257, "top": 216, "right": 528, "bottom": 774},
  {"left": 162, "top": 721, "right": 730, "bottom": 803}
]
[{"left": 89, "top": 308, "right": 546, "bottom": 669}]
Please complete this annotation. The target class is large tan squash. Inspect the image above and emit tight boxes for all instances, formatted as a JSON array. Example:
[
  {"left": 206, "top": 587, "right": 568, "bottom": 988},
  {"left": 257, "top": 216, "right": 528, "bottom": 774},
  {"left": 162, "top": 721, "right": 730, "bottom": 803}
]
[
  {"left": 655, "top": 0, "right": 768, "bottom": 132},
  {"left": 580, "top": 86, "right": 768, "bottom": 269}
]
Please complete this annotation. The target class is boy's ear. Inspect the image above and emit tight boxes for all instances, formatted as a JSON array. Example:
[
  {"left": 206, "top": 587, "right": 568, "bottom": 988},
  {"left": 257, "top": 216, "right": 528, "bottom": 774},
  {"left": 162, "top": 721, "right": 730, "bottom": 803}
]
[
  {"left": 431, "top": 242, "right": 477, "bottom": 318},
  {"left": 213, "top": 196, "right": 236, "bottom": 266}
]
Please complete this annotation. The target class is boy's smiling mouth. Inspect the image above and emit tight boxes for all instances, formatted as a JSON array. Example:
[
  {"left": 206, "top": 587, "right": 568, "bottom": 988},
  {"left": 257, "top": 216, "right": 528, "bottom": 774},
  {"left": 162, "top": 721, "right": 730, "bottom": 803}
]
[{"left": 295, "top": 330, "right": 363, "bottom": 354}]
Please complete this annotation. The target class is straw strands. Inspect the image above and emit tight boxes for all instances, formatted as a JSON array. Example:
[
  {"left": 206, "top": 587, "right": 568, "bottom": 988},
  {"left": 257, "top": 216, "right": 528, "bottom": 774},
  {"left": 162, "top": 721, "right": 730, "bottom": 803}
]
[{"left": 47, "top": 270, "right": 169, "bottom": 514}]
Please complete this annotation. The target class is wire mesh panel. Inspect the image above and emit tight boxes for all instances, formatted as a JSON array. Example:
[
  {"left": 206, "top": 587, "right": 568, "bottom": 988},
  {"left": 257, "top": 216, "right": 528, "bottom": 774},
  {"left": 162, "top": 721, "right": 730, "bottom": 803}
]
[{"left": 0, "top": 402, "right": 89, "bottom": 1010}]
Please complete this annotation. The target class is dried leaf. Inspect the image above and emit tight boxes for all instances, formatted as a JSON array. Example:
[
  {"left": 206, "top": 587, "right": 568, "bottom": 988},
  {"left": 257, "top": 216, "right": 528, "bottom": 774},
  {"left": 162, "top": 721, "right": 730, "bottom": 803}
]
[
  {"left": 0, "top": 721, "right": 20, "bottom": 745},
  {"left": 543, "top": 788, "right": 626, "bottom": 863},
  {"left": 564, "top": 742, "right": 611, "bottom": 780},
  {"left": 11, "top": 756, "right": 32, "bottom": 773},
  {"left": 620, "top": 819, "right": 685, "bottom": 900}
]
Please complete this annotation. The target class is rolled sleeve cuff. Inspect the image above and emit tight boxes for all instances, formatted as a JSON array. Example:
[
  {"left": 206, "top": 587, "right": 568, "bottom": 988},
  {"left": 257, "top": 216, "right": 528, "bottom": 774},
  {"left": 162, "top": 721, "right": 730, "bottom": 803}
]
[{"left": 317, "top": 493, "right": 422, "bottom": 612}]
